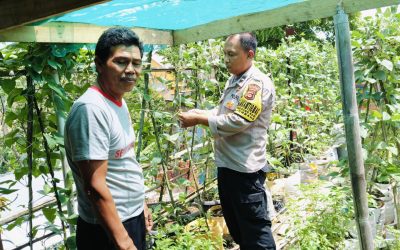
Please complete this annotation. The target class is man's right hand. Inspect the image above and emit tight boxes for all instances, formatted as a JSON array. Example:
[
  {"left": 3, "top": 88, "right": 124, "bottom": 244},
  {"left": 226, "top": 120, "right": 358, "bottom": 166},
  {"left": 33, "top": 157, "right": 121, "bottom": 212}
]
[
  {"left": 178, "top": 109, "right": 210, "bottom": 128},
  {"left": 115, "top": 234, "right": 137, "bottom": 250},
  {"left": 77, "top": 160, "right": 138, "bottom": 250}
]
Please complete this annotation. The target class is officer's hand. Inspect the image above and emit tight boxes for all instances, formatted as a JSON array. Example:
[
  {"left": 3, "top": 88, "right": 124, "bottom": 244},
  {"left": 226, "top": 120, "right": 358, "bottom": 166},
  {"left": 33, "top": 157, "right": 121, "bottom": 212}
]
[{"left": 178, "top": 112, "right": 199, "bottom": 128}]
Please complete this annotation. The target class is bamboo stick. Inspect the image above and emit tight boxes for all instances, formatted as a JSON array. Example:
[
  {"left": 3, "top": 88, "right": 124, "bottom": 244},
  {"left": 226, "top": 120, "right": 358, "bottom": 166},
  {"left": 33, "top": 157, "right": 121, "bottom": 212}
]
[
  {"left": 26, "top": 74, "right": 34, "bottom": 250},
  {"left": 33, "top": 95, "right": 67, "bottom": 247},
  {"left": 334, "top": 6, "right": 373, "bottom": 250},
  {"left": 51, "top": 71, "right": 75, "bottom": 235},
  {"left": 136, "top": 50, "right": 153, "bottom": 162}
]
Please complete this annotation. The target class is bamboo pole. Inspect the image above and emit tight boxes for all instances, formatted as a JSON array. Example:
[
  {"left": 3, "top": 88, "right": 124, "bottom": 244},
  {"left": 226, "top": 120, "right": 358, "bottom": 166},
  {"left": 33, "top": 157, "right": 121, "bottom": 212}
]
[
  {"left": 26, "top": 74, "right": 34, "bottom": 250},
  {"left": 33, "top": 95, "right": 68, "bottom": 247},
  {"left": 142, "top": 50, "right": 177, "bottom": 210},
  {"left": 136, "top": 50, "right": 153, "bottom": 162},
  {"left": 185, "top": 69, "right": 200, "bottom": 194},
  {"left": 182, "top": 130, "right": 210, "bottom": 229},
  {"left": 392, "top": 181, "right": 400, "bottom": 229},
  {"left": 51, "top": 71, "right": 75, "bottom": 235},
  {"left": 149, "top": 101, "right": 178, "bottom": 219},
  {"left": 0, "top": 233, "right": 3, "bottom": 250},
  {"left": 334, "top": 6, "right": 373, "bottom": 250}
]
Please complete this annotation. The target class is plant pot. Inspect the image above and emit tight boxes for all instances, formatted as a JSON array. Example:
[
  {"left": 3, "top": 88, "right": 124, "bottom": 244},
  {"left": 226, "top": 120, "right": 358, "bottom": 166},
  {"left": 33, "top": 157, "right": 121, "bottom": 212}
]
[
  {"left": 185, "top": 206, "right": 228, "bottom": 250},
  {"left": 202, "top": 200, "right": 220, "bottom": 212}
]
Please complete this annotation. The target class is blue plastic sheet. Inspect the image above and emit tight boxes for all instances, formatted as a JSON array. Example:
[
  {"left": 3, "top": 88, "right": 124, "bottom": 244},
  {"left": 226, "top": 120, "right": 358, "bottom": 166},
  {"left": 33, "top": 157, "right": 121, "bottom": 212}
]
[{"left": 47, "top": 0, "right": 303, "bottom": 30}]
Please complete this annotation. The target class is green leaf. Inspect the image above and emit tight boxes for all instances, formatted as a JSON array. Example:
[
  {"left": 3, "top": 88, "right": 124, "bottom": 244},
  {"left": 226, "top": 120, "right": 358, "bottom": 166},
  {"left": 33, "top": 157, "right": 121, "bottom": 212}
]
[
  {"left": 48, "top": 81, "right": 68, "bottom": 100},
  {"left": 0, "top": 180, "right": 17, "bottom": 187},
  {"left": 371, "top": 110, "right": 382, "bottom": 119},
  {"left": 271, "top": 114, "right": 283, "bottom": 123},
  {"left": 7, "top": 87, "right": 23, "bottom": 106},
  {"left": 51, "top": 46, "right": 68, "bottom": 58},
  {"left": 379, "top": 59, "right": 393, "bottom": 71},
  {"left": 165, "top": 133, "right": 179, "bottom": 143},
  {"left": 47, "top": 59, "right": 59, "bottom": 69},
  {"left": 58, "top": 192, "right": 68, "bottom": 204},
  {"left": 382, "top": 112, "right": 391, "bottom": 121},
  {"left": 374, "top": 70, "right": 386, "bottom": 81},
  {"left": 0, "top": 79, "right": 16, "bottom": 93},
  {"left": 183, "top": 98, "right": 195, "bottom": 108},
  {"left": 151, "top": 156, "right": 162, "bottom": 166},
  {"left": 387, "top": 146, "right": 398, "bottom": 156},
  {"left": 14, "top": 166, "right": 28, "bottom": 180},
  {"left": 376, "top": 141, "right": 388, "bottom": 150},
  {"left": 7, "top": 217, "right": 24, "bottom": 230},
  {"left": 359, "top": 126, "right": 368, "bottom": 138},
  {"left": 153, "top": 111, "right": 164, "bottom": 119},
  {"left": 328, "top": 172, "right": 340, "bottom": 177},
  {"left": 4, "top": 112, "right": 17, "bottom": 126},
  {"left": 391, "top": 113, "right": 400, "bottom": 121},
  {"left": 44, "top": 133, "right": 57, "bottom": 149},
  {"left": 66, "top": 234, "right": 77, "bottom": 250},
  {"left": 65, "top": 214, "right": 79, "bottom": 225},
  {"left": 42, "top": 207, "right": 57, "bottom": 223},
  {"left": 365, "top": 78, "right": 376, "bottom": 84},
  {"left": 0, "top": 187, "right": 18, "bottom": 194},
  {"left": 32, "top": 57, "right": 45, "bottom": 74},
  {"left": 144, "top": 94, "right": 151, "bottom": 102},
  {"left": 43, "top": 183, "right": 52, "bottom": 194}
]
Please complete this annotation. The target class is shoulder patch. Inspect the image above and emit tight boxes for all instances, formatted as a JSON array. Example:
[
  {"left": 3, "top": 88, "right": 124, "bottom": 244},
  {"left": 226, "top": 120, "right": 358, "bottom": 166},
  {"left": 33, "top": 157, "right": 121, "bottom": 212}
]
[{"left": 234, "top": 80, "right": 262, "bottom": 122}]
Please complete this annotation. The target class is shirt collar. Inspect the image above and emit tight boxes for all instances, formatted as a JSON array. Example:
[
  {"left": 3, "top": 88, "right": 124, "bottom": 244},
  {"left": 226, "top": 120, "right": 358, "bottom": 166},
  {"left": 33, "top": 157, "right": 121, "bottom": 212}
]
[
  {"left": 229, "top": 65, "right": 256, "bottom": 88},
  {"left": 90, "top": 85, "right": 123, "bottom": 107}
]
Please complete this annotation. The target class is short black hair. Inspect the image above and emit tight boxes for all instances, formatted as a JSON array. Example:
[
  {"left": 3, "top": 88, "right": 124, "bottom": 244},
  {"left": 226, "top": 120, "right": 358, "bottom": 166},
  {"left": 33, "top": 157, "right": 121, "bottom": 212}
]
[
  {"left": 95, "top": 27, "right": 143, "bottom": 63},
  {"left": 228, "top": 32, "right": 257, "bottom": 55}
]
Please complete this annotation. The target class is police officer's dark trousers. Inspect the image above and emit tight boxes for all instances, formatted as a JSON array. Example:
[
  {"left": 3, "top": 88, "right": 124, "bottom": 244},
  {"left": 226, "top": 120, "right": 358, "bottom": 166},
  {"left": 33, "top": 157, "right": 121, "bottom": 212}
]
[{"left": 218, "top": 167, "right": 276, "bottom": 250}]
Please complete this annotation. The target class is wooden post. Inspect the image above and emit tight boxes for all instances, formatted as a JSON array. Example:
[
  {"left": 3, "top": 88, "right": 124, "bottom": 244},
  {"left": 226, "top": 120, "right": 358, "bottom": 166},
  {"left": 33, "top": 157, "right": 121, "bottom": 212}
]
[{"left": 334, "top": 6, "right": 373, "bottom": 250}]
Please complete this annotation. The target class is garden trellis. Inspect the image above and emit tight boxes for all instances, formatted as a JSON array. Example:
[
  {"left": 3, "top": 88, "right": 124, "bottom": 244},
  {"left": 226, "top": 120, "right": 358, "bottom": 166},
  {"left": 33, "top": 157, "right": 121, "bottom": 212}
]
[{"left": 1, "top": 0, "right": 400, "bottom": 249}]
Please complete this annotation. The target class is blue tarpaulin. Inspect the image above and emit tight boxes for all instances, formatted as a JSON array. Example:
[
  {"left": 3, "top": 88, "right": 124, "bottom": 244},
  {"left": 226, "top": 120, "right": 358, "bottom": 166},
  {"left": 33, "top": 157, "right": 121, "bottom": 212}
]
[
  {"left": 46, "top": 0, "right": 303, "bottom": 30},
  {"left": 1, "top": 0, "right": 398, "bottom": 45}
]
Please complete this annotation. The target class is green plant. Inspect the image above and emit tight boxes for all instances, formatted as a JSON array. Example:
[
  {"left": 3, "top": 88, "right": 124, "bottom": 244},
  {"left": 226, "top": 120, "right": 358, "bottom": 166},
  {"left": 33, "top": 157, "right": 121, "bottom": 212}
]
[
  {"left": 286, "top": 182, "right": 354, "bottom": 250},
  {"left": 352, "top": 7, "right": 400, "bottom": 185},
  {"left": 0, "top": 42, "right": 93, "bottom": 248},
  {"left": 258, "top": 38, "right": 340, "bottom": 167},
  {"left": 384, "top": 225, "right": 400, "bottom": 250},
  {"left": 153, "top": 221, "right": 221, "bottom": 250}
]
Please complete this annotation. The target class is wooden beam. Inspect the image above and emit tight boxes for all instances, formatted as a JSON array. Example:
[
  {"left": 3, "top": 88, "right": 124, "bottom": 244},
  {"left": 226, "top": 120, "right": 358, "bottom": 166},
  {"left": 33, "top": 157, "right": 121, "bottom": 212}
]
[
  {"left": 173, "top": 0, "right": 400, "bottom": 45},
  {"left": 0, "top": 23, "right": 173, "bottom": 45},
  {"left": 0, "top": 0, "right": 109, "bottom": 31}
]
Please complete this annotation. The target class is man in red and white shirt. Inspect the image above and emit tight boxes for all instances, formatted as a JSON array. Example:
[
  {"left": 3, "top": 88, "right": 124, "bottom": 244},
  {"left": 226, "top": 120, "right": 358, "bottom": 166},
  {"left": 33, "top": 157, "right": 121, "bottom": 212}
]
[{"left": 65, "top": 27, "right": 152, "bottom": 250}]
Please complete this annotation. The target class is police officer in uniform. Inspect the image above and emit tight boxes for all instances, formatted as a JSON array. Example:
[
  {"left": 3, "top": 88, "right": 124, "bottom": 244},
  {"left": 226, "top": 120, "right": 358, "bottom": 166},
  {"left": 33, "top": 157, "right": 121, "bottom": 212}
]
[{"left": 179, "top": 32, "right": 276, "bottom": 250}]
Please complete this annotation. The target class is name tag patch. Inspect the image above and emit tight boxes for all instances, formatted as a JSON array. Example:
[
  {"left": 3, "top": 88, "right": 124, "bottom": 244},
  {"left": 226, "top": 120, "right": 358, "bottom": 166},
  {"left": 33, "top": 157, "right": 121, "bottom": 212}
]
[{"left": 234, "top": 81, "right": 262, "bottom": 121}]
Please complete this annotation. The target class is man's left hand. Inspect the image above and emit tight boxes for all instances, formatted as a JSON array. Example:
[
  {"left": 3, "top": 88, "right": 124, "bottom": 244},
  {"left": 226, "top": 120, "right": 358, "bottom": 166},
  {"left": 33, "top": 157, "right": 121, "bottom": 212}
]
[{"left": 144, "top": 203, "right": 153, "bottom": 233}]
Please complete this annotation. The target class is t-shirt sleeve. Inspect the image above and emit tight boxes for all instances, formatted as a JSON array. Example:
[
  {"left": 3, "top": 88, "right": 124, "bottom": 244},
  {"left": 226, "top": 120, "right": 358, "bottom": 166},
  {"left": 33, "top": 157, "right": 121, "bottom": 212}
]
[{"left": 66, "top": 103, "right": 110, "bottom": 161}]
